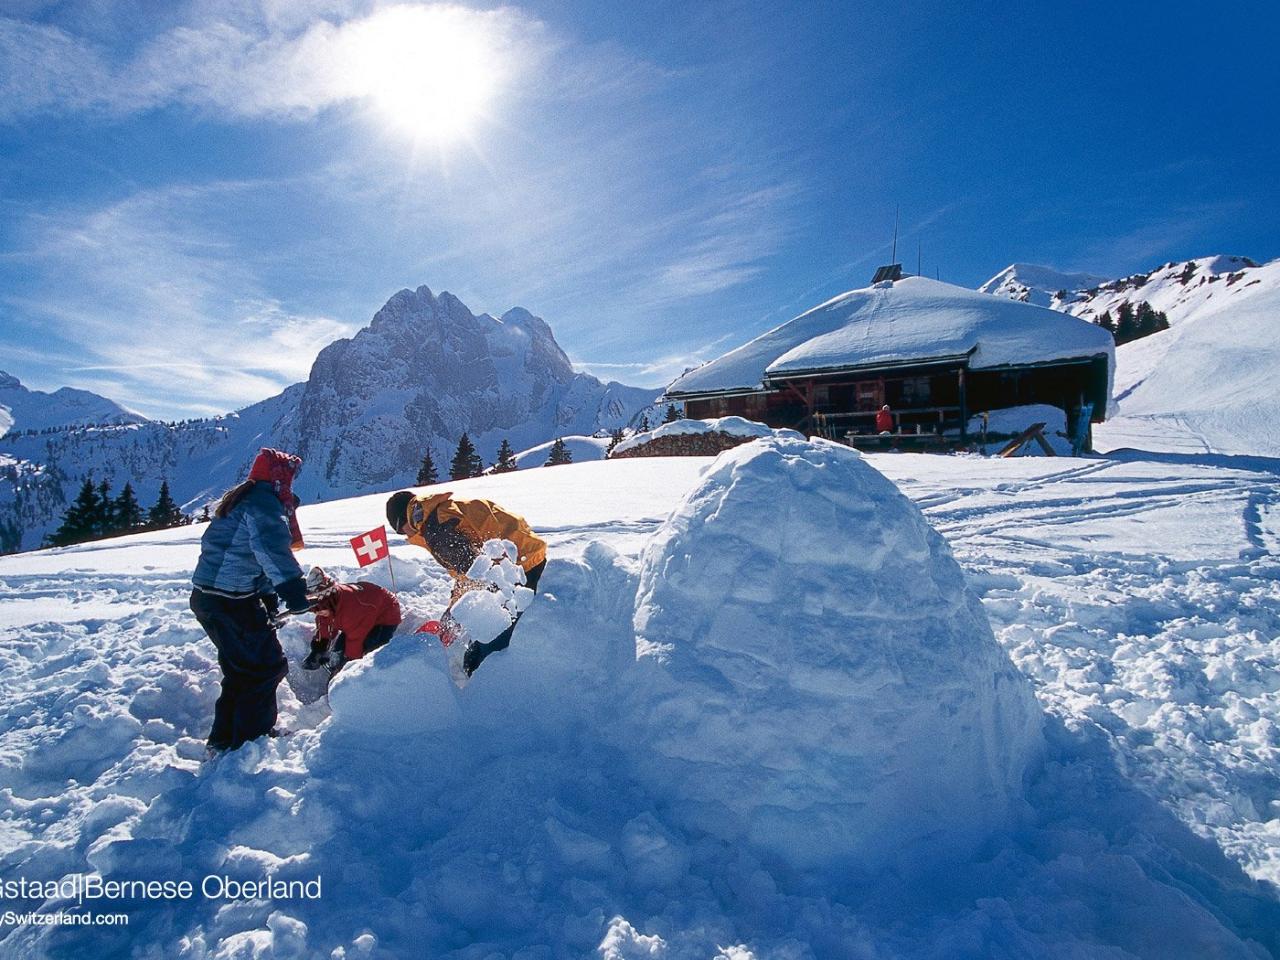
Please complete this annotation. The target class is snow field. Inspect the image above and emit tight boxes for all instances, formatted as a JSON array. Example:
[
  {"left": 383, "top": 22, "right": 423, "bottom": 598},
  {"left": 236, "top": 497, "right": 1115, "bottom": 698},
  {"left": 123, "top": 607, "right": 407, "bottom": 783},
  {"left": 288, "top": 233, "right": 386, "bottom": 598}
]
[{"left": 0, "top": 450, "right": 1278, "bottom": 957}]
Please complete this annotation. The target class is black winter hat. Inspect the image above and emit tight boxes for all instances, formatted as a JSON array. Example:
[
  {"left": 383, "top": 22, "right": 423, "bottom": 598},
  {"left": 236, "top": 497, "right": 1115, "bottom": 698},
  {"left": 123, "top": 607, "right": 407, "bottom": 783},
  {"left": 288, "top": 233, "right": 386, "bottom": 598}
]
[{"left": 386, "top": 490, "right": 414, "bottom": 532}]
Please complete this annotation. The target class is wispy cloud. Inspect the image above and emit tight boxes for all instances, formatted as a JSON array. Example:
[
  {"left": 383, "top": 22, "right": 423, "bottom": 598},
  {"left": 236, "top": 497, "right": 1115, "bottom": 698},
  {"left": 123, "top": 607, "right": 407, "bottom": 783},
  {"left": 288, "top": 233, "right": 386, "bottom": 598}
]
[
  {"left": 1, "top": 2, "right": 806, "bottom": 413},
  {"left": 1077, "top": 203, "right": 1246, "bottom": 274},
  {"left": 0, "top": 3, "right": 541, "bottom": 122},
  {"left": 570, "top": 334, "right": 736, "bottom": 388},
  {"left": 6, "top": 181, "right": 359, "bottom": 416}
]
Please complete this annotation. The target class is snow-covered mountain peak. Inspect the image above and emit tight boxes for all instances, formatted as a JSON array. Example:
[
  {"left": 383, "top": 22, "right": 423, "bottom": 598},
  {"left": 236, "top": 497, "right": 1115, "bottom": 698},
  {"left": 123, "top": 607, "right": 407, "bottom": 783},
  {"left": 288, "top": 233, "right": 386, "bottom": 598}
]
[
  {"left": 978, "top": 263, "right": 1111, "bottom": 307},
  {"left": 498, "top": 306, "right": 556, "bottom": 342},
  {"left": 273, "top": 284, "right": 655, "bottom": 498},
  {"left": 981, "top": 253, "right": 1270, "bottom": 322},
  {"left": 0, "top": 371, "right": 21, "bottom": 391},
  {"left": 1048, "top": 254, "right": 1267, "bottom": 325}
]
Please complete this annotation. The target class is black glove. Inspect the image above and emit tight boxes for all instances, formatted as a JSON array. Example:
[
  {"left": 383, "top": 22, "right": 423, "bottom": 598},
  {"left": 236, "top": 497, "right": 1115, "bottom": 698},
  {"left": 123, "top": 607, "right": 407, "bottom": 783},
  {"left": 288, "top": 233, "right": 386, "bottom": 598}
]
[{"left": 277, "top": 576, "right": 310, "bottom": 615}]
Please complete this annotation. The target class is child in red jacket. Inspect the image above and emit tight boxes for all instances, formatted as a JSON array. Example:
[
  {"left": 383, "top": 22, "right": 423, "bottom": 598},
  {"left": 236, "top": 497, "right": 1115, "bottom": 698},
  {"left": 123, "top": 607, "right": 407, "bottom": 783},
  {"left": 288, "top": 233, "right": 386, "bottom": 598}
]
[{"left": 302, "top": 567, "right": 402, "bottom": 674}]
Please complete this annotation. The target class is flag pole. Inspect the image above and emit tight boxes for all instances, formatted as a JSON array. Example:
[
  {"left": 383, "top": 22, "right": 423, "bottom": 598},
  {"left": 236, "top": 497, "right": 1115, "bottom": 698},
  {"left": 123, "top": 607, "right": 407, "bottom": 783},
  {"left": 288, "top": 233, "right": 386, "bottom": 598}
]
[{"left": 385, "top": 525, "right": 397, "bottom": 592}]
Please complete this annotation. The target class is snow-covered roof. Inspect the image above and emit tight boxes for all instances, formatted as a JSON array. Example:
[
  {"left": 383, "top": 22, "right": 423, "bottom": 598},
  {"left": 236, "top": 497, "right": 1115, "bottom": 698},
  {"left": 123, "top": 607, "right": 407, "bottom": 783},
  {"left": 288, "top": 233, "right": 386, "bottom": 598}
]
[{"left": 666, "top": 276, "right": 1115, "bottom": 397}]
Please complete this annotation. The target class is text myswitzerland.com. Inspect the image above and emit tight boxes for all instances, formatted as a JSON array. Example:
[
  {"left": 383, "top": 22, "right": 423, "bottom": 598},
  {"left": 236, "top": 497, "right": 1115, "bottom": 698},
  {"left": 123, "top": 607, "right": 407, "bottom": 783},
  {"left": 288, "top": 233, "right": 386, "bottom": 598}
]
[{"left": 3, "top": 911, "right": 129, "bottom": 927}]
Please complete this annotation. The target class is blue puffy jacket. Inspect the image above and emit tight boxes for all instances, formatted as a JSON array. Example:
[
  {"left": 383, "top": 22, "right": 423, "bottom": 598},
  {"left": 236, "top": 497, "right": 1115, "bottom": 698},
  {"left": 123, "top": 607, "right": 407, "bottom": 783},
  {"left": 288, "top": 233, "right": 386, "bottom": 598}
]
[{"left": 192, "top": 482, "right": 307, "bottom": 608}]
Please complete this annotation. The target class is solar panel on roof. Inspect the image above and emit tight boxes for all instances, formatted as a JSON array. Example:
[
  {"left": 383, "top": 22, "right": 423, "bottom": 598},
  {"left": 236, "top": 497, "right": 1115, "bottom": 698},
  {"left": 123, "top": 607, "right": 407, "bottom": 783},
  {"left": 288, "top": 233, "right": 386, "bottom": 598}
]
[{"left": 871, "top": 264, "right": 904, "bottom": 284}]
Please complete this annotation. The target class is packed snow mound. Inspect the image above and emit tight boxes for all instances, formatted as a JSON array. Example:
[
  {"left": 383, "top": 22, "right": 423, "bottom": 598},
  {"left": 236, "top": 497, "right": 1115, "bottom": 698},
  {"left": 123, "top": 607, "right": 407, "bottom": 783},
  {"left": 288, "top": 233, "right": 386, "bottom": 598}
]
[
  {"left": 611, "top": 417, "right": 801, "bottom": 456},
  {"left": 631, "top": 436, "right": 1044, "bottom": 875}
]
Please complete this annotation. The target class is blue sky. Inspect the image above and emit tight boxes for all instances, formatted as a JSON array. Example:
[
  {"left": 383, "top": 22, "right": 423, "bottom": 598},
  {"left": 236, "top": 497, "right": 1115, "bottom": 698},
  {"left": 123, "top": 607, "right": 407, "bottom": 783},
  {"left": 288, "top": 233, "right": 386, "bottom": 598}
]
[{"left": 2, "top": 0, "right": 1277, "bottom": 419}]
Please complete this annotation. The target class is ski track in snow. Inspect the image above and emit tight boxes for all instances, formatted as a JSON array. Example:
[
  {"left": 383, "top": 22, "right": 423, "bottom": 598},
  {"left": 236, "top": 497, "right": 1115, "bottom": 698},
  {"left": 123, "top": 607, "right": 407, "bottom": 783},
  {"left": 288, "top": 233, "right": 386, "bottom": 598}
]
[
  {"left": 1, "top": 452, "right": 1279, "bottom": 957},
  {"left": 885, "top": 454, "right": 1280, "bottom": 888}
]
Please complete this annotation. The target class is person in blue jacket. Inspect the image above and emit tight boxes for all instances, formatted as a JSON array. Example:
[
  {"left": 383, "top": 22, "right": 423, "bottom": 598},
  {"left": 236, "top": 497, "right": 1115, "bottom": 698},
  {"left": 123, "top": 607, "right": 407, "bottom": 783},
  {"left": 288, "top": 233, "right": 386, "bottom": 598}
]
[{"left": 190, "top": 448, "right": 310, "bottom": 753}]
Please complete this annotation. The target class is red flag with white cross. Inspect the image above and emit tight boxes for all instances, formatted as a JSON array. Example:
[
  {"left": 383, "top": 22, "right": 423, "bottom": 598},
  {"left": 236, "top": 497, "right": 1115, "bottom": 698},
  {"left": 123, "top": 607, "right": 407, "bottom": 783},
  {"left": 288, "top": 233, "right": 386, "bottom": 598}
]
[{"left": 350, "top": 526, "right": 389, "bottom": 567}]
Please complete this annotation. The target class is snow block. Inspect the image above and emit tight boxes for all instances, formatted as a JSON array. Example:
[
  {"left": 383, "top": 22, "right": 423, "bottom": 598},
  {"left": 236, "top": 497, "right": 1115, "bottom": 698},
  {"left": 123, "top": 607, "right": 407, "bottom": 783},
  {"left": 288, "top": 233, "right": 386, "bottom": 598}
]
[
  {"left": 327, "top": 633, "right": 463, "bottom": 736},
  {"left": 631, "top": 435, "right": 1044, "bottom": 876}
]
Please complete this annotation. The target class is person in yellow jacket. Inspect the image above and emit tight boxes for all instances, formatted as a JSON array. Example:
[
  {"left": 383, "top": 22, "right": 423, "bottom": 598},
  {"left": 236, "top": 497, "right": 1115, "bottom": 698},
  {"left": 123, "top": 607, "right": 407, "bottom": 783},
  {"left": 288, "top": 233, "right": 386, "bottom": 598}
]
[{"left": 385, "top": 489, "right": 547, "bottom": 676}]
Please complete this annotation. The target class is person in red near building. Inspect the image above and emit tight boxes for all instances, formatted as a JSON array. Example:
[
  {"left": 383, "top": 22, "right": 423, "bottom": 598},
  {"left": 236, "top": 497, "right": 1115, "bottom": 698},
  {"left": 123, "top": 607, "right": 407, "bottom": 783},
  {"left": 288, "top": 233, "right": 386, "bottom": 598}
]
[
  {"left": 875, "top": 404, "right": 894, "bottom": 434},
  {"left": 301, "top": 566, "right": 402, "bottom": 674}
]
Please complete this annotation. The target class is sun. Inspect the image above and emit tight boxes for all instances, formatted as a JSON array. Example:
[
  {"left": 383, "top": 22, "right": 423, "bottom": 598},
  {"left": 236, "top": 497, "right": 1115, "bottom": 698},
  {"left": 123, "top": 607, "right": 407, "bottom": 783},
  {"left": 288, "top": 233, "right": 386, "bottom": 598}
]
[{"left": 343, "top": 5, "right": 505, "bottom": 144}]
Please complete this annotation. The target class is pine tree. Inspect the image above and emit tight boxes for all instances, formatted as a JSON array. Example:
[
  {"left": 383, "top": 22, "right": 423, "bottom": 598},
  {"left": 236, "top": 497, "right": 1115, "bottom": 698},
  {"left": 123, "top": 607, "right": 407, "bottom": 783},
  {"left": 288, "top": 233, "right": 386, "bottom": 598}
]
[
  {"left": 605, "top": 428, "right": 625, "bottom": 456},
  {"left": 663, "top": 403, "right": 681, "bottom": 424},
  {"left": 112, "top": 483, "right": 144, "bottom": 534},
  {"left": 48, "top": 479, "right": 101, "bottom": 547},
  {"left": 94, "top": 480, "right": 114, "bottom": 539},
  {"left": 545, "top": 437, "right": 573, "bottom": 467},
  {"left": 1114, "top": 301, "right": 1137, "bottom": 345},
  {"left": 147, "top": 480, "right": 185, "bottom": 529},
  {"left": 1133, "top": 302, "right": 1170, "bottom": 339},
  {"left": 1097, "top": 310, "right": 1115, "bottom": 336},
  {"left": 493, "top": 439, "right": 519, "bottom": 473},
  {"left": 449, "top": 434, "right": 484, "bottom": 480},
  {"left": 637, "top": 413, "right": 651, "bottom": 433},
  {"left": 416, "top": 450, "right": 439, "bottom": 486}
]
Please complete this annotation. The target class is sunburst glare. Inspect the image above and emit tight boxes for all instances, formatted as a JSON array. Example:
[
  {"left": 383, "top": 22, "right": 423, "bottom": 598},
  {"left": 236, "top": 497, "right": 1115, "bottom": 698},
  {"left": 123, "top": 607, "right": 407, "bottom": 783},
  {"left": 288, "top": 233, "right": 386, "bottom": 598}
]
[{"left": 341, "top": 5, "right": 506, "bottom": 145}]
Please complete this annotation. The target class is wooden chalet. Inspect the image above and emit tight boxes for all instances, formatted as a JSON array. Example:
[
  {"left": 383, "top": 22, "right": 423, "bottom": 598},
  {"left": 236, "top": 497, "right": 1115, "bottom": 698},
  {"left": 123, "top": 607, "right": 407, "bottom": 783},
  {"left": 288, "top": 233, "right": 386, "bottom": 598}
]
[{"left": 664, "top": 270, "right": 1114, "bottom": 452}]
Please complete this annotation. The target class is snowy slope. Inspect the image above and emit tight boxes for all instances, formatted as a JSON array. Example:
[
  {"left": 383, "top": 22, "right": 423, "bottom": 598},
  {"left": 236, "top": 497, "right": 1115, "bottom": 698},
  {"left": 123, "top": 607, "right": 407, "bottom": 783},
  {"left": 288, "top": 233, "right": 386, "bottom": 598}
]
[
  {"left": 978, "top": 263, "right": 1109, "bottom": 307},
  {"left": 511, "top": 434, "right": 611, "bottom": 469},
  {"left": 667, "top": 276, "right": 1114, "bottom": 397},
  {"left": 1084, "top": 258, "right": 1280, "bottom": 456},
  {"left": 0, "top": 371, "right": 146, "bottom": 437},
  {"left": 1, "top": 443, "right": 1278, "bottom": 958}
]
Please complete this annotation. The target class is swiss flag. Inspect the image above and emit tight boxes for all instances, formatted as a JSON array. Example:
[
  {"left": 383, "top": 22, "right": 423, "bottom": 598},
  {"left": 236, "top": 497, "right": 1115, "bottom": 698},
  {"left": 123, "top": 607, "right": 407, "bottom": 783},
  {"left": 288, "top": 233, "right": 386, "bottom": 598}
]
[{"left": 349, "top": 526, "right": 389, "bottom": 567}]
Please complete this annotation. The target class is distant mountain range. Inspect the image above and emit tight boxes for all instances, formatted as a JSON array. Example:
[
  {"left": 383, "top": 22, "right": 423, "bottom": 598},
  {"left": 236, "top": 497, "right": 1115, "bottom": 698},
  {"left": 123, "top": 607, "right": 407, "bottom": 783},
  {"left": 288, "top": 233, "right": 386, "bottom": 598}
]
[
  {"left": 0, "top": 287, "right": 658, "bottom": 553},
  {"left": 979, "top": 256, "right": 1262, "bottom": 320},
  {"left": 0, "top": 372, "right": 146, "bottom": 437}
]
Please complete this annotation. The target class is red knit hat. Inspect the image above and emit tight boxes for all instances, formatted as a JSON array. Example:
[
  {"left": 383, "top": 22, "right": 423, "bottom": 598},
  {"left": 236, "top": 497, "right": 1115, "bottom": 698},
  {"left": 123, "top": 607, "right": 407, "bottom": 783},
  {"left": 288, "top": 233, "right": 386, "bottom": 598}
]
[{"left": 249, "top": 448, "right": 304, "bottom": 550}]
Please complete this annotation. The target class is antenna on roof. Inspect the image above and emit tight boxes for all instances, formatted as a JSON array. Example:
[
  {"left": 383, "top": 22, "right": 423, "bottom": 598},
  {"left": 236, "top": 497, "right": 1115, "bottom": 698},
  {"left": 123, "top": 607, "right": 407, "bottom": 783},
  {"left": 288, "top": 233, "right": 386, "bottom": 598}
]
[
  {"left": 891, "top": 205, "right": 899, "bottom": 265},
  {"left": 917, "top": 238, "right": 922, "bottom": 278}
]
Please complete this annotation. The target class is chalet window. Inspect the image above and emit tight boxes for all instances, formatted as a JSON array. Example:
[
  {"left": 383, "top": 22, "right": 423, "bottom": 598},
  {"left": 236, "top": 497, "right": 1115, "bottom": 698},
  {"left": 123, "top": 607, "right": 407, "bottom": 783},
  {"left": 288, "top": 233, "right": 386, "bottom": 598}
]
[
  {"left": 902, "top": 377, "right": 931, "bottom": 405},
  {"left": 855, "top": 381, "right": 882, "bottom": 411}
]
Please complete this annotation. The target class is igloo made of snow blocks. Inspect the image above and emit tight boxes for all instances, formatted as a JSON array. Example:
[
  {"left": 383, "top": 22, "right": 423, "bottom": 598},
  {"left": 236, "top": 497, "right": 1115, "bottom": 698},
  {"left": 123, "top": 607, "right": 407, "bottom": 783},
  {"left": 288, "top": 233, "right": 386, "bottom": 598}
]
[{"left": 631, "top": 435, "right": 1044, "bottom": 879}]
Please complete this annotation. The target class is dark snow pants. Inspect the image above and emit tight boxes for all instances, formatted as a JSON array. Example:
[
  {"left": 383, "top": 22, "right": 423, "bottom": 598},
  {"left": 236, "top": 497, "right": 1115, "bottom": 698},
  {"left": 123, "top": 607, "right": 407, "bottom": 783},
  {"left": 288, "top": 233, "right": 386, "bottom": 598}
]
[
  {"left": 464, "top": 560, "right": 545, "bottom": 674},
  {"left": 190, "top": 588, "right": 288, "bottom": 751}
]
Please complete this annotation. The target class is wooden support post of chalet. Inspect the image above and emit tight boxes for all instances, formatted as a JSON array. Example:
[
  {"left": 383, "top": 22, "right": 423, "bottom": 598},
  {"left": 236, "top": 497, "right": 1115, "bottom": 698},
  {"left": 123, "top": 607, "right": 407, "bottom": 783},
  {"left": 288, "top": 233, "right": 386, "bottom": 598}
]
[
  {"left": 958, "top": 367, "right": 968, "bottom": 441},
  {"left": 778, "top": 380, "right": 815, "bottom": 432}
]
